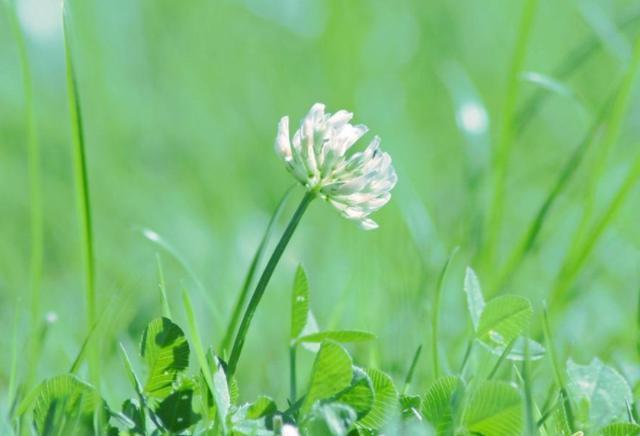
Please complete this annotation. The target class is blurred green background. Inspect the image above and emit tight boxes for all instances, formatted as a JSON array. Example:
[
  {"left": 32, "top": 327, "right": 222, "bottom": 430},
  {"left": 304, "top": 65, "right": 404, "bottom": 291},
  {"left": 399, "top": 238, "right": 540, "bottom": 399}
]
[{"left": 1, "top": 0, "right": 640, "bottom": 408}]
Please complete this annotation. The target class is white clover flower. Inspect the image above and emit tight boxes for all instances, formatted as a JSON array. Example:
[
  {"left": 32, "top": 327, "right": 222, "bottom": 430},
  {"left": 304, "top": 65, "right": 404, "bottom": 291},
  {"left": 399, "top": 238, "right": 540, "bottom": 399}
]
[{"left": 275, "top": 103, "right": 397, "bottom": 230}]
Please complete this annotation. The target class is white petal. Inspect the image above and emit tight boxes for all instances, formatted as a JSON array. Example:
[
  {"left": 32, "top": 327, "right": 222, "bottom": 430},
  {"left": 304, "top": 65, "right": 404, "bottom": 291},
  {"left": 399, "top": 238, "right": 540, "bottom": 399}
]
[
  {"left": 359, "top": 218, "right": 379, "bottom": 230},
  {"left": 275, "top": 116, "right": 292, "bottom": 160}
]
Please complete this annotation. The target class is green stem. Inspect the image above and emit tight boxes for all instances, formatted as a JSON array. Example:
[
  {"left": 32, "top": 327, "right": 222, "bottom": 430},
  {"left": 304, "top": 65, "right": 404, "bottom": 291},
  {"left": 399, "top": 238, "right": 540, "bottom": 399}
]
[
  {"left": 64, "top": 10, "right": 98, "bottom": 385},
  {"left": 220, "top": 187, "right": 293, "bottom": 356},
  {"left": 289, "top": 345, "right": 297, "bottom": 403},
  {"left": 483, "top": 0, "right": 539, "bottom": 272},
  {"left": 227, "top": 191, "right": 314, "bottom": 377}
]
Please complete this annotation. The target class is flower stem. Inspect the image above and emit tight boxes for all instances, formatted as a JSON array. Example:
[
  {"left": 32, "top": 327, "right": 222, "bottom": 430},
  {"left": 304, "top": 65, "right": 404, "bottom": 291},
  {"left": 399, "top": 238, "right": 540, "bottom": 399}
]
[
  {"left": 289, "top": 345, "right": 297, "bottom": 403},
  {"left": 227, "top": 191, "right": 314, "bottom": 377}
]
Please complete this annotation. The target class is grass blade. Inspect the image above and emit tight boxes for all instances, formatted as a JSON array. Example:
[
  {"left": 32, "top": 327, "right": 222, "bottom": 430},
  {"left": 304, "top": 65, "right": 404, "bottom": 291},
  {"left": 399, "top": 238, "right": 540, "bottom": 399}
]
[
  {"left": 432, "top": 247, "right": 458, "bottom": 380},
  {"left": 494, "top": 100, "right": 609, "bottom": 290},
  {"left": 514, "top": 9, "right": 640, "bottom": 136},
  {"left": 4, "top": 0, "right": 45, "bottom": 395},
  {"left": 156, "top": 254, "right": 172, "bottom": 319},
  {"left": 542, "top": 306, "right": 575, "bottom": 432},
  {"left": 140, "top": 227, "right": 222, "bottom": 332},
  {"left": 63, "top": 4, "right": 98, "bottom": 385},
  {"left": 551, "top": 38, "right": 640, "bottom": 305},
  {"left": 483, "top": 0, "right": 539, "bottom": 272},
  {"left": 182, "top": 290, "right": 228, "bottom": 433},
  {"left": 402, "top": 345, "right": 422, "bottom": 395},
  {"left": 551, "top": 149, "right": 640, "bottom": 306}
]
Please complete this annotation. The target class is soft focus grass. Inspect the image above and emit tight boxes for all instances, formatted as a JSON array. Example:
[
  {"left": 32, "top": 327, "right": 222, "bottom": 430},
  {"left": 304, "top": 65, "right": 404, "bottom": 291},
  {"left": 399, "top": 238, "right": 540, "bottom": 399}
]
[{"left": 1, "top": 0, "right": 640, "bottom": 410}]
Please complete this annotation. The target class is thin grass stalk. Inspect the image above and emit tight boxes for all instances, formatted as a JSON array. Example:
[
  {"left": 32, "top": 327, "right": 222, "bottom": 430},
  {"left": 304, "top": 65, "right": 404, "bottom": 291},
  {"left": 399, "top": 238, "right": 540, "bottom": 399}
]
[
  {"left": 494, "top": 99, "right": 611, "bottom": 291},
  {"left": 155, "top": 254, "right": 172, "bottom": 319},
  {"left": 542, "top": 306, "right": 575, "bottom": 432},
  {"left": 522, "top": 337, "right": 536, "bottom": 436},
  {"left": 402, "top": 345, "right": 422, "bottom": 395},
  {"left": 227, "top": 191, "right": 314, "bottom": 377},
  {"left": 431, "top": 248, "right": 458, "bottom": 380},
  {"left": 551, "top": 149, "right": 640, "bottom": 306},
  {"left": 483, "top": 0, "right": 539, "bottom": 271},
  {"left": 182, "top": 290, "right": 227, "bottom": 434},
  {"left": 6, "top": 0, "right": 43, "bottom": 331},
  {"left": 5, "top": 0, "right": 44, "bottom": 396},
  {"left": 514, "top": 9, "right": 640, "bottom": 136},
  {"left": 557, "top": 38, "right": 640, "bottom": 282},
  {"left": 63, "top": 7, "right": 98, "bottom": 384},
  {"left": 220, "top": 187, "right": 292, "bottom": 356},
  {"left": 486, "top": 339, "right": 516, "bottom": 380}
]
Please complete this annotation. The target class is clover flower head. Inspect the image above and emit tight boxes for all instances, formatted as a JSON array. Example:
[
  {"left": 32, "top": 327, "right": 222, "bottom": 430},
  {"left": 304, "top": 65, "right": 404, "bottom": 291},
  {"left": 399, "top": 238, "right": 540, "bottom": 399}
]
[{"left": 275, "top": 103, "right": 397, "bottom": 230}]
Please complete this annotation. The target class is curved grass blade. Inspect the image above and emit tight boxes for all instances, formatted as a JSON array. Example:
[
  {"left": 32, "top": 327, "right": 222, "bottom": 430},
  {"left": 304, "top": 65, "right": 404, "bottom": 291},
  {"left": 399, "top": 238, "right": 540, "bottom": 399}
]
[
  {"left": 140, "top": 227, "right": 222, "bottom": 332},
  {"left": 514, "top": 9, "right": 640, "bottom": 135},
  {"left": 542, "top": 306, "right": 575, "bottom": 432},
  {"left": 182, "top": 290, "right": 228, "bottom": 433}
]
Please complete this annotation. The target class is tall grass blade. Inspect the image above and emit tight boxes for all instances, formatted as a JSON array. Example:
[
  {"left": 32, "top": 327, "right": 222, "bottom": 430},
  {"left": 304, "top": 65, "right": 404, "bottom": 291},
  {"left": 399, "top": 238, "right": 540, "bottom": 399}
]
[
  {"left": 140, "top": 227, "right": 221, "bottom": 331},
  {"left": 63, "top": 4, "right": 98, "bottom": 385},
  {"left": 432, "top": 247, "right": 458, "bottom": 380},
  {"left": 220, "top": 187, "right": 293, "bottom": 355},
  {"left": 155, "top": 254, "right": 172, "bottom": 319},
  {"left": 522, "top": 335, "right": 536, "bottom": 436},
  {"left": 7, "top": 300, "right": 20, "bottom": 420},
  {"left": 552, "top": 150, "right": 640, "bottom": 306},
  {"left": 402, "top": 345, "right": 423, "bottom": 395},
  {"left": 542, "top": 306, "right": 575, "bottom": 432},
  {"left": 484, "top": 0, "right": 539, "bottom": 271},
  {"left": 495, "top": 101, "right": 609, "bottom": 290},
  {"left": 181, "top": 290, "right": 228, "bottom": 433},
  {"left": 515, "top": 9, "right": 640, "bottom": 135},
  {"left": 5, "top": 0, "right": 45, "bottom": 394},
  {"left": 552, "top": 38, "right": 640, "bottom": 304}
]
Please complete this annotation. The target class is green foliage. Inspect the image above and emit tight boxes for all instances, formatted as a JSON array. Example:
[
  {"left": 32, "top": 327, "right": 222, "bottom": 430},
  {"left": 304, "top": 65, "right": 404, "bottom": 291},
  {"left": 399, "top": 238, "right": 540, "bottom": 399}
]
[
  {"left": 600, "top": 423, "right": 640, "bottom": 436},
  {"left": 357, "top": 368, "right": 399, "bottom": 430},
  {"left": 296, "top": 330, "right": 376, "bottom": 345},
  {"left": 336, "top": 367, "right": 375, "bottom": 419},
  {"left": 302, "top": 341, "right": 354, "bottom": 415},
  {"left": 32, "top": 374, "right": 108, "bottom": 435},
  {"left": 476, "top": 295, "right": 533, "bottom": 347},
  {"left": 461, "top": 381, "right": 523, "bottom": 436},
  {"left": 140, "top": 317, "right": 190, "bottom": 399},
  {"left": 291, "top": 265, "right": 310, "bottom": 341},
  {"left": 422, "top": 376, "right": 464, "bottom": 434},
  {"left": 566, "top": 358, "right": 633, "bottom": 430}
]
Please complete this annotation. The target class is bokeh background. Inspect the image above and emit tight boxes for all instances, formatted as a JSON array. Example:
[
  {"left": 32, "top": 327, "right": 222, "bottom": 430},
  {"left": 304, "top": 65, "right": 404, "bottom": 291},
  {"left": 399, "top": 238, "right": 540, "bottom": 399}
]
[{"left": 1, "top": 0, "right": 640, "bottom": 408}]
